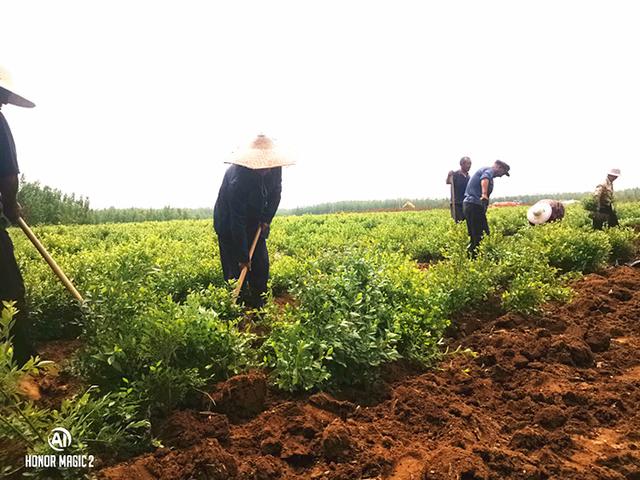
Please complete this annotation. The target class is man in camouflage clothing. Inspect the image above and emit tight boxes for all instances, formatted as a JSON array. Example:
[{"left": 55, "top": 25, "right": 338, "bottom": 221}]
[{"left": 592, "top": 168, "right": 620, "bottom": 230}]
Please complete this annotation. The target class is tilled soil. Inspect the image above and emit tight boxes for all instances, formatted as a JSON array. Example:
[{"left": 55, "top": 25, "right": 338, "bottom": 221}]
[
  {"left": 99, "top": 266, "right": 640, "bottom": 480},
  {"left": 34, "top": 339, "right": 84, "bottom": 408}
]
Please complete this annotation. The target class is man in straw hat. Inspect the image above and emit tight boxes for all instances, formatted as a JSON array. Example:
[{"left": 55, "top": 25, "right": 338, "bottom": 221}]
[
  {"left": 592, "top": 168, "right": 620, "bottom": 230},
  {"left": 0, "top": 66, "right": 37, "bottom": 366},
  {"left": 527, "top": 199, "right": 565, "bottom": 226},
  {"left": 214, "top": 134, "right": 294, "bottom": 307},
  {"left": 446, "top": 156, "right": 472, "bottom": 222},
  {"left": 462, "top": 160, "right": 510, "bottom": 257}
]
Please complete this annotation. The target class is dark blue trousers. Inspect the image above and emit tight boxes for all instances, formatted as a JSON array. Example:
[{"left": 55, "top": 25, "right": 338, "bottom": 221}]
[
  {"left": 463, "top": 202, "right": 490, "bottom": 258},
  {"left": 0, "top": 228, "right": 36, "bottom": 366},
  {"left": 218, "top": 230, "right": 270, "bottom": 308}
]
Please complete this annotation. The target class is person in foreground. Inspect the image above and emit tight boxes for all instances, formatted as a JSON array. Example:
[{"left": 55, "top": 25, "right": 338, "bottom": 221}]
[
  {"left": 446, "top": 156, "right": 472, "bottom": 222},
  {"left": 462, "top": 160, "right": 511, "bottom": 257},
  {"left": 0, "top": 65, "right": 37, "bottom": 366},
  {"left": 213, "top": 134, "right": 294, "bottom": 307}
]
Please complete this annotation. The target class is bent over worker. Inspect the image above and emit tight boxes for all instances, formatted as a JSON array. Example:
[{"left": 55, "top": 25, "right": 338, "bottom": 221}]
[
  {"left": 213, "top": 135, "right": 294, "bottom": 307},
  {"left": 527, "top": 199, "right": 565, "bottom": 226},
  {"left": 462, "top": 160, "right": 510, "bottom": 257},
  {"left": 0, "top": 66, "right": 37, "bottom": 366}
]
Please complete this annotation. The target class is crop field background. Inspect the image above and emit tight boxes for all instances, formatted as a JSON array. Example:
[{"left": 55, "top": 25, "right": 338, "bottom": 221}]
[{"left": 2, "top": 203, "right": 640, "bottom": 479}]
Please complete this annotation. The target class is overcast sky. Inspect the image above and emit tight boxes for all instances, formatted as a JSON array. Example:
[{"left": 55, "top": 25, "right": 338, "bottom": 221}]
[{"left": 2, "top": 1, "right": 639, "bottom": 209}]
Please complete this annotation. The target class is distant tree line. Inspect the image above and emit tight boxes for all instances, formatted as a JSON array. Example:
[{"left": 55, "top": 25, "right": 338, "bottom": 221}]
[
  {"left": 491, "top": 188, "right": 640, "bottom": 205},
  {"left": 278, "top": 198, "right": 450, "bottom": 215},
  {"left": 279, "top": 188, "right": 640, "bottom": 216},
  {"left": 16, "top": 178, "right": 212, "bottom": 225},
  {"left": 91, "top": 206, "right": 213, "bottom": 224},
  {"left": 14, "top": 178, "right": 640, "bottom": 224},
  {"left": 17, "top": 177, "right": 92, "bottom": 224}
]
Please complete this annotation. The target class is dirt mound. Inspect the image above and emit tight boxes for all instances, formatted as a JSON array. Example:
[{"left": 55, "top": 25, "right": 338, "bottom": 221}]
[
  {"left": 421, "top": 446, "right": 489, "bottom": 480},
  {"left": 158, "top": 410, "right": 229, "bottom": 448},
  {"left": 321, "top": 419, "right": 351, "bottom": 461},
  {"left": 99, "top": 266, "right": 640, "bottom": 479},
  {"left": 100, "top": 439, "right": 237, "bottom": 480},
  {"left": 208, "top": 371, "right": 268, "bottom": 422}
]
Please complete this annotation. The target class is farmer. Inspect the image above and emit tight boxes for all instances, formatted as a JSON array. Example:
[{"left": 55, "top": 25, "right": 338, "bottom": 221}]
[
  {"left": 0, "top": 66, "right": 37, "bottom": 366},
  {"left": 446, "top": 156, "right": 472, "bottom": 222},
  {"left": 214, "top": 134, "right": 294, "bottom": 307},
  {"left": 527, "top": 199, "right": 565, "bottom": 226},
  {"left": 462, "top": 160, "right": 510, "bottom": 257},
  {"left": 592, "top": 168, "right": 620, "bottom": 230}
]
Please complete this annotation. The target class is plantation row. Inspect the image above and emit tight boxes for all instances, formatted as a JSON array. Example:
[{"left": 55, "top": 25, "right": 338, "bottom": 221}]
[{"left": 1, "top": 203, "right": 639, "bottom": 476}]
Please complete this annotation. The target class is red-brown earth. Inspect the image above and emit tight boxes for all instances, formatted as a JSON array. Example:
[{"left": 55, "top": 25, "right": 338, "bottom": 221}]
[
  {"left": 43, "top": 267, "right": 640, "bottom": 479},
  {"left": 97, "top": 266, "right": 640, "bottom": 480}
]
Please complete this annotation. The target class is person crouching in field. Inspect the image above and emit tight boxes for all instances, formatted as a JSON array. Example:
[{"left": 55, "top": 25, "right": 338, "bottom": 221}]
[
  {"left": 214, "top": 135, "right": 294, "bottom": 308},
  {"left": 527, "top": 199, "right": 565, "bottom": 226},
  {"left": 446, "top": 156, "right": 472, "bottom": 222},
  {"left": 462, "top": 160, "right": 510, "bottom": 257},
  {"left": 0, "top": 66, "right": 37, "bottom": 366}
]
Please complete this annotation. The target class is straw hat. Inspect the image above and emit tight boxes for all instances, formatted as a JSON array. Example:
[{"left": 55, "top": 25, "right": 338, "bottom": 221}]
[
  {"left": 527, "top": 200, "right": 553, "bottom": 225},
  {"left": 608, "top": 168, "right": 621, "bottom": 177},
  {"left": 226, "top": 134, "right": 295, "bottom": 169},
  {"left": 0, "top": 66, "right": 35, "bottom": 108}
]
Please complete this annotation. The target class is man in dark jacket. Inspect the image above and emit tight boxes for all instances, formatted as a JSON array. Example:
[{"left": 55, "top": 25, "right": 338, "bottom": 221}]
[
  {"left": 214, "top": 135, "right": 293, "bottom": 307},
  {"left": 462, "top": 160, "right": 510, "bottom": 257},
  {"left": 446, "top": 156, "right": 472, "bottom": 222},
  {"left": 1, "top": 66, "right": 37, "bottom": 366}
]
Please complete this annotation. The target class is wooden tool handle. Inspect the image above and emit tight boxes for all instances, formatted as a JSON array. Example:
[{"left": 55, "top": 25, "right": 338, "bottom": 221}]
[
  {"left": 232, "top": 226, "right": 263, "bottom": 301},
  {"left": 17, "top": 217, "right": 84, "bottom": 303}
]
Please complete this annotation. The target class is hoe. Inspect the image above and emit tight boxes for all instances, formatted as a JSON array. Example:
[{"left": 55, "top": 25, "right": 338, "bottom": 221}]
[
  {"left": 15, "top": 216, "right": 84, "bottom": 303},
  {"left": 232, "top": 226, "right": 262, "bottom": 302}
]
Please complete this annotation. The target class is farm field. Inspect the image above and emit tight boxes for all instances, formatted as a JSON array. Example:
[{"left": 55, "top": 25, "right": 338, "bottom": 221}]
[
  {"left": 101, "top": 266, "right": 640, "bottom": 480},
  {"left": 1, "top": 203, "right": 640, "bottom": 479}
]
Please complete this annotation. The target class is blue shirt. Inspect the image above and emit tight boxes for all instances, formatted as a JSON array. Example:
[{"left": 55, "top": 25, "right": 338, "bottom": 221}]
[{"left": 463, "top": 167, "right": 494, "bottom": 205}]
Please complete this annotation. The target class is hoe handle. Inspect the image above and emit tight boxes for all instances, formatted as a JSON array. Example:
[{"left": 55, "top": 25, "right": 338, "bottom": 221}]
[
  {"left": 17, "top": 217, "right": 84, "bottom": 303},
  {"left": 450, "top": 177, "right": 457, "bottom": 221},
  {"left": 232, "top": 226, "right": 263, "bottom": 301}
]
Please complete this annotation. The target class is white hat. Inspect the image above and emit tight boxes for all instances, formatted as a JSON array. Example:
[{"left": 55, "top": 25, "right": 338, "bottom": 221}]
[
  {"left": 527, "top": 200, "right": 553, "bottom": 225},
  {"left": 0, "top": 66, "right": 35, "bottom": 108},
  {"left": 226, "top": 134, "right": 295, "bottom": 170},
  {"left": 608, "top": 168, "right": 621, "bottom": 177}
]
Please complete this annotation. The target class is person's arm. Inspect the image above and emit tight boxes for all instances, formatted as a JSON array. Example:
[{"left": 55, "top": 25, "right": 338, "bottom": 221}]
[
  {"left": 594, "top": 184, "right": 607, "bottom": 208},
  {"left": 480, "top": 178, "right": 490, "bottom": 200},
  {"left": 0, "top": 174, "right": 20, "bottom": 222},
  {"left": 479, "top": 177, "right": 490, "bottom": 210},
  {"left": 446, "top": 170, "right": 454, "bottom": 185}
]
